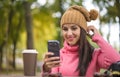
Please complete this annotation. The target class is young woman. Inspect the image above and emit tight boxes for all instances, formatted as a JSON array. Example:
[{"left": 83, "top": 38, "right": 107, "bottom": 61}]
[{"left": 42, "top": 5, "right": 120, "bottom": 77}]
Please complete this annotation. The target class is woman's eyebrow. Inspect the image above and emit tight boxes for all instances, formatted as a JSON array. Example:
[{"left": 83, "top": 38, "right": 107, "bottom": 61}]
[{"left": 71, "top": 25, "right": 77, "bottom": 27}]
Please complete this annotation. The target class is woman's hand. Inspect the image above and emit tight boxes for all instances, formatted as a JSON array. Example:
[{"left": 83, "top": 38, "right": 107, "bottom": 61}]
[
  {"left": 87, "top": 25, "right": 100, "bottom": 37},
  {"left": 43, "top": 52, "right": 60, "bottom": 72}
]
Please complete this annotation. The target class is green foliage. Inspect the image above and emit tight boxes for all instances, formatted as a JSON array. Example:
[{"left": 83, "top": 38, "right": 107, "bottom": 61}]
[
  {"left": 93, "top": 0, "right": 120, "bottom": 51},
  {"left": 93, "top": 0, "right": 119, "bottom": 23},
  {"left": 17, "top": 6, "right": 58, "bottom": 60},
  {"left": 33, "top": 7, "right": 58, "bottom": 60},
  {"left": 0, "top": 0, "right": 9, "bottom": 45}
]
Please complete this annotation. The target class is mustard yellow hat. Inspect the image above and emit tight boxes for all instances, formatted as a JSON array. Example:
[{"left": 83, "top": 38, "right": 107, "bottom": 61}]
[{"left": 60, "top": 5, "right": 98, "bottom": 31}]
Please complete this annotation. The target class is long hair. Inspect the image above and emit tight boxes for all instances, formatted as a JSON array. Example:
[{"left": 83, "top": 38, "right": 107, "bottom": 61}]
[{"left": 77, "top": 27, "right": 94, "bottom": 76}]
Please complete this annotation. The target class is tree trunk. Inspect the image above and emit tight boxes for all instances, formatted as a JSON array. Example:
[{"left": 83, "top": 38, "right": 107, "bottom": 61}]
[
  {"left": 118, "top": 16, "right": 120, "bottom": 53},
  {"left": 0, "top": 50, "right": 2, "bottom": 71},
  {"left": 23, "top": 1, "right": 34, "bottom": 49},
  {"left": 0, "top": 42, "right": 5, "bottom": 71},
  {"left": 57, "top": 0, "right": 64, "bottom": 46},
  {"left": 12, "top": 41, "right": 16, "bottom": 69},
  {"left": 8, "top": 4, "right": 14, "bottom": 70},
  {"left": 115, "top": 0, "right": 120, "bottom": 52},
  {"left": 12, "top": 13, "right": 22, "bottom": 69},
  {"left": 0, "top": 51, "right": 2, "bottom": 71},
  {"left": 107, "top": 23, "right": 111, "bottom": 43},
  {"left": 0, "top": 0, "right": 14, "bottom": 70}
]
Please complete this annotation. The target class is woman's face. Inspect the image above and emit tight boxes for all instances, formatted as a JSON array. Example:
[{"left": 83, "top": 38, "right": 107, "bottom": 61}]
[{"left": 62, "top": 23, "right": 81, "bottom": 46}]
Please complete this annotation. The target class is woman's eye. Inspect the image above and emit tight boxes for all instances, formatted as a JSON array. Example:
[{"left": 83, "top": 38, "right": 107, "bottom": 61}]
[
  {"left": 62, "top": 28, "right": 68, "bottom": 31},
  {"left": 72, "top": 27, "right": 77, "bottom": 30}
]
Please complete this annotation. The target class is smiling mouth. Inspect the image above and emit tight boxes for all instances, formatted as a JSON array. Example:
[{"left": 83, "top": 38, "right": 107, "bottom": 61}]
[{"left": 68, "top": 38, "right": 74, "bottom": 41}]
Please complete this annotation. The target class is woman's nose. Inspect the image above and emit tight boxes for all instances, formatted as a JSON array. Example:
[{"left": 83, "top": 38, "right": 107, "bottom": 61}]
[{"left": 67, "top": 29, "right": 72, "bottom": 35}]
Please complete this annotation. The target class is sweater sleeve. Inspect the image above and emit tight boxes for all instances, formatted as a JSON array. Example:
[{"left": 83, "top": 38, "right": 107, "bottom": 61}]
[
  {"left": 40, "top": 64, "right": 59, "bottom": 76},
  {"left": 92, "top": 33, "right": 120, "bottom": 69},
  {"left": 51, "top": 67, "right": 59, "bottom": 73}
]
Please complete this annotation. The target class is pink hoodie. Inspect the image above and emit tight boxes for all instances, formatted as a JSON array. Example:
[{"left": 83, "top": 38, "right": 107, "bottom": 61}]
[{"left": 43, "top": 33, "right": 120, "bottom": 77}]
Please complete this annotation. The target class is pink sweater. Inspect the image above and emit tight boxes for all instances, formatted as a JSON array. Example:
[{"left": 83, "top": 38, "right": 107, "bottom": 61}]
[{"left": 44, "top": 34, "right": 120, "bottom": 77}]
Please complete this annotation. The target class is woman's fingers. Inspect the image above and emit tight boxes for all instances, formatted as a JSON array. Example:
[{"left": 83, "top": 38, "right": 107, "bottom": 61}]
[
  {"left": 44, "top": 52, "right": 60, "bottom": 69},
  {"left": 45, "top": 57, "right": 60, "bottom": 69},
  {"left": 44, "top": 56, "right": 60, "bottom": 62},
  {"left": 87, "top": 25, "right": 95, "bottom": 32},
  {"left": 87, "top": 25, "right": 99, "bottom": 35},
  {"left": 45, "top": 60, "right": 61, "bottom": 68},
  {"left": 43, "top": 52, "right": 60, "bottom": 72},
  {"left": 46, "top": 60, "right": 60, "bottom": 65},
  {"left": 44, "top": 52, "right": 54, "bottom": 59}
]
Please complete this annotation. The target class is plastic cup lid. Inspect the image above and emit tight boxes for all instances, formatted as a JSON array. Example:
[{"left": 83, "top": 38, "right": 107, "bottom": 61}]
[{"left": 22, "top": 49, "right": 38, "bottom": 54}]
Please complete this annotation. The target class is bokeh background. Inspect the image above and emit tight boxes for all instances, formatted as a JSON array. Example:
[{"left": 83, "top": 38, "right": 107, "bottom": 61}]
[{"left": 0, "top": 0, "right": 120, "bottom": 76}]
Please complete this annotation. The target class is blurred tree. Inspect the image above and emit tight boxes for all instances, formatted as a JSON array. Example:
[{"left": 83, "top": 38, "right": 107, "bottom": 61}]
[
  {"left": 23, "top": 0, "right": 34, "bottom": 49},
  {"left": 93, "top": 0, "right": 120, "bottom": 51},
  {"left": 3, "top": 0, "right": 24, "bottom": 70},
  {"left": 49, "top": 0, "right": 64, "bottom": 46},
  {"left": 32, "top": 2, "right": 58, "bottom": 60},
  {"left": 10, "top": 0, "right": 25, "bottom": 69},
  {"left": 7, "top": 0, "right": 16, "bottom": 69},
  {"left": 0, "top": 0, "right": 34, "bottom": 70},
  {"left": 0, "top": 0, "right": 9, "bottom": 71}
]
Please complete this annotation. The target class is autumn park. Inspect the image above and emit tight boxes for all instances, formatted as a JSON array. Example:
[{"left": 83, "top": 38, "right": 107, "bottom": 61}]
[{"left": 0, "top": 0, "right": 120, "bottom": 77}]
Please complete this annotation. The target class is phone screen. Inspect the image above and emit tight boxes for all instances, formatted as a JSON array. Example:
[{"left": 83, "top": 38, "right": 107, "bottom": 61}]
[{"left": 48, "top": 40, "right": 60, "bottom": 57}]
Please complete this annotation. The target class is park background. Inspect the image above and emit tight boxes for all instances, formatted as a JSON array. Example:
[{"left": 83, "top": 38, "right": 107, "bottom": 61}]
[{"left": 0, "top": 0, "right": 120, "bottom": 76}]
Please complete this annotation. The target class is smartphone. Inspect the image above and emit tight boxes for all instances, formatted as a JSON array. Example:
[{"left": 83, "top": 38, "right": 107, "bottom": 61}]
[{"left": 48, "top": 40, "right": 60, "bottom": 57}]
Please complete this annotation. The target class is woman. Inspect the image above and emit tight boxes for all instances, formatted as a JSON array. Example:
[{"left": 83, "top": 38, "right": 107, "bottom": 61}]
[{"left": 42, "top": 5, "right": 120, "bottom": 77}]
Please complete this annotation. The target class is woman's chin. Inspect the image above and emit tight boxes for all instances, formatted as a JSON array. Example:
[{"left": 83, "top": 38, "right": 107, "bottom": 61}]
[{"left": 68, "top": 42, "right": 76, "bottom": 46}]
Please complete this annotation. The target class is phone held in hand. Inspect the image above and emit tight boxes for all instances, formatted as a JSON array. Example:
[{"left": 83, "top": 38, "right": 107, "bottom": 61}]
[{"left": 48, "top": 40, "right": 60, "bottom": 57}]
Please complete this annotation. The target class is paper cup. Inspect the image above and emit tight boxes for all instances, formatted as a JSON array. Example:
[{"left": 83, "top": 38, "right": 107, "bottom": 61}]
[{"left": 22, "top": 49, "right": 38, "bottom": 76}]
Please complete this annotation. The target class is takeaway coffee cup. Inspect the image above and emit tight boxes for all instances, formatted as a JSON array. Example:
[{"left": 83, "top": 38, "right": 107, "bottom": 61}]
[{"left": 22, "top": 49, "right": 38, "bottom": 76}]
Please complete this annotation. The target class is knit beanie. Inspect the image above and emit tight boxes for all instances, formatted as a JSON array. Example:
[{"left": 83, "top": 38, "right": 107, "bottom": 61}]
[{"left": 60, "top": 5, "right": 98, "bottom": 31}]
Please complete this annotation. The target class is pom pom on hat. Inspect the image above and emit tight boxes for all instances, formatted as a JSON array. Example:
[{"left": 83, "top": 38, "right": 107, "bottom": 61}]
[{"left": 89, "top": 9, "right": 99, "bottom": 20}]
